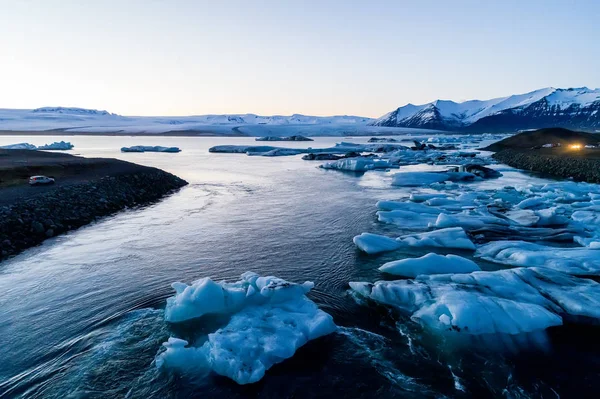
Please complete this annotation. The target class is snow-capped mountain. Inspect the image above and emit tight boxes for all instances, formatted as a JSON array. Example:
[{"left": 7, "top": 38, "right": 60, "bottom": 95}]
[
  {"left": 371, "top": 87, "right": 600, "bottom": 132},
  {"left": 0, "top": 107, "right": 374, "bottom": 135}
]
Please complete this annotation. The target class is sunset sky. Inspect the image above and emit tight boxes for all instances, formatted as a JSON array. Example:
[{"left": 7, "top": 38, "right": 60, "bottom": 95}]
[{"left": 1, "top": 0, "right": 599, "bottom": 117}]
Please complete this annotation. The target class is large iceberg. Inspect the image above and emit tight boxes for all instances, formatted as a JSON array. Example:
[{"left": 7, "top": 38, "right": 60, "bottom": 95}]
[
  {"left": 320, "top": 157, "right": 396, "bottom": 172},
  {"left": 391, "top": 172, "right": 477, "bottom": 187},
  {"left": 121, "top": 145, "right": 181, "bottom": 153},
  {"left": 0, "top": 143, "right": 37, "bottom": 150},
  {"left": 379, "top": 253, "right": 480, "bottom": 277},
  {"left": 0, "top": 141, "right": 74, "bottom": 150},
  {"left": 398, "top": 227, "right": 476, "bottom": 251},
  {"left": 255, "top": 135, "right": 313, "bottom": 141},
  {"left": 36, "top": 141, "right": 74, "bottom": 150},
  {"left": 353, "top": 228, "right": 476, "bottom": 254},
  {"left": 353, "top": 233, "right": 402, "bottom": 254},
  {"left": 156, "top": 272, "right": 336, "bottom": 385},
  {"left": 350, "top": 267, "right": 600, "bottom": 336},
  {"left": 475, "top": 241, "right": 600, "bottom": 276}
]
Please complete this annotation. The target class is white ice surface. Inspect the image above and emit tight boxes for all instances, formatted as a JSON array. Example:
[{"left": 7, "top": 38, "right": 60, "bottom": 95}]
[
  {"left": 379, "top": 253, "right": 481, "bottom": 277},
  {"left": 350, "top": 267, "right": 600, "bottom": 335},
  {"left": 320, "top": 157, "right": 395, "bottom": 172},
  {"left": 475, "top": 241, "right": 600, "bottom": 276},
  {"left": 353, "top": 228, "right": 476, "bottom": 254},
  {"left": 157, "top": 272, "right": 336, "bottom": 384},
  {"left": 391, "top": 172, "right": 477, "bottom": 187}
]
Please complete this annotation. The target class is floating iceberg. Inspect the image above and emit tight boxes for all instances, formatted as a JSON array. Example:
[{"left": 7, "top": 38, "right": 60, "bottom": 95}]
[
  {"left": 376, "top": 200, "right": 446, "bottom": 214},
  {"left": 36, "top": 141, "right": 74, "bottom": 150},
  {"left": 433, "top": 212, "right": 510, "bottom": 230},
  {"left": 379, "top": 253, "right": 480, "bottom": 277},
  {"left": 157, "top": 272, "right": 336, "bottom": 385},
  {"left": 391, "top": 172, "right": 476, "bottom": 187},
  {"left": 398, "top": 227, "right": 476, "bottom": 251},
  {"left": 377, "top": 209, "right": 439, "bottom": 229},
  {"left": 353, "top": 233, "right": 402, "bottom": 254},
  {"left": 255, "top": 135, "right": 313, "bottom": 141},
  {"left": 350, "top": 267, "right": 600, "bottom": 336},
  {"left": 320, "top": 157, "right": 395, "bottom": 172},
  {"left": 0, "top": 141, "right": 74, "bottom": 150},
  {"left": 0, "top": 143, "right": 38, "bottom": 150},
  {"left": 475, "top": 241, "right": 600, "bottom": 276},
  {"left": 353, "top": 228, "right": 476, "bottom": 254},
  {"left": 121, "top": 145, "right": 181, "bottom": 153}
]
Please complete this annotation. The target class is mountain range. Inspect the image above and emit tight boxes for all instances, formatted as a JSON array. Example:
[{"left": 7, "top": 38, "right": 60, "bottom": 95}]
[
  {"left": 371, "top": 87, "right": 600, "bottom": 132},
  {"left": 0, "top": 87, "right": 599, "bottom": 135}
]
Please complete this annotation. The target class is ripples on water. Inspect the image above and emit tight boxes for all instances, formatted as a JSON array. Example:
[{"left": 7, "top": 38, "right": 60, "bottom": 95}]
[{"left": 0, "top": 136, "right": 598, "bottom": 398}]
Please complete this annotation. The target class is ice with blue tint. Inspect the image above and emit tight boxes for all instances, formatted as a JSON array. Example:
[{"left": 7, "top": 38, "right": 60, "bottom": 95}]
[
  {"left": 379, "top": 253, "right": 481, "bottom": 277},
  {"left": 350, "top": 267, "right": 600, "bottom": 336},
  {"left": 320, "top": 157, "right": 396, "bottom": 172},
  {"left": 353, "top": 227, "right": 476, "bottom": 254},
  {"left": 157, "top": 272, "right": 336, "bottom": 385},
  {"left": 391, "top": 172, "right": 477, "bottom": 187},
  {"left": 475, "top": 241, "right": 600, "bottom": 276}
]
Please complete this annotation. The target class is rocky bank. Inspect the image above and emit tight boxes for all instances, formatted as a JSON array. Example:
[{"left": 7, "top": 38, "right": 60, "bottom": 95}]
[{"left": 0, "top": 152, "right": 187, "bottom": 260}]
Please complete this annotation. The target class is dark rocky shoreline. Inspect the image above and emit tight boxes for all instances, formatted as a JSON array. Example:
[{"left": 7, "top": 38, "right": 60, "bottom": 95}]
[
  {"left": 493, "top": 149, "right": 600, "bottom": 183},
  {"left": 0, "top": 154, "right": 187, "bottom": 261}
]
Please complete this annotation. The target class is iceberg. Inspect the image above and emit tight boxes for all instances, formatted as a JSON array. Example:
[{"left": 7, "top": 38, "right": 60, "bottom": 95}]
[
  {"left": 121, "top": 145, "right": 181, "bottom": 153},
  {"left": 0, "top": 141, "right": 74, "bottom": 150},
  {"left": 0, "top": 143, "right": 38, "bottom": 150},
  {"left": 391, "top": 172, "right": 477, "bottom": 187},
  {"left": 475, "top": 241, "right": 600, "bottom": 276},
  {"left": 376, "top": 200, "right": 445, "bottom": 214},
  {"left": 379, "top": 253, "right": 480, "bottom": 277},
  {"left": 320, "top": 157, "right": 395, "bottom": 172},
  {"left": 350, "top": 267, "right": 600, "bottom": 336},
  {"left": 353, "top": 228, "right": 476, "bottom": 254},
  {"left": 433, "top": 212, "right": 510, "bottom": 230},
  {"left": 353, "top": 233, "right": 402, "bottom": 254},
  {"left": 36, "top": 141, "right": 74, "bottom": 150},
  {"left": 398, "top": 227, "right": 476, "bottom": 251},
  {"left": 255, "top": 135, "right": 313, "bottom": 141},
  {"left": 156, "top": 272, "right": 336, "bottom": 385},
  {"left": 377, "top": 209, "right": 439, "bottom": 229}
]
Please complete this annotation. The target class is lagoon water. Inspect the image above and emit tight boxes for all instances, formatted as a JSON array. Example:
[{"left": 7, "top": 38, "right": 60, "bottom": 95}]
[{"left": 1, "top": 135, "right": 599, "bottom": 398}]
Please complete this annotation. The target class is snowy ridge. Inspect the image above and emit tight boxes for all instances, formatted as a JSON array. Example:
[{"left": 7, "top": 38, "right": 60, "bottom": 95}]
[
  {"left": 372, "top": 87, "right": 600, "bottom": 132},
  {"left": 0, "top": 107, "right": 374, "bottom": 135}
]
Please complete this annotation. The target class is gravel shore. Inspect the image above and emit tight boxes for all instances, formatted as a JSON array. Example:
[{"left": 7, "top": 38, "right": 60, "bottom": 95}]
[
  {"left": 493, "top": 148, "right": 600, "bottom": 182},
  {"left": 0, "top": 150, "right": 187, "bottom": 260}
]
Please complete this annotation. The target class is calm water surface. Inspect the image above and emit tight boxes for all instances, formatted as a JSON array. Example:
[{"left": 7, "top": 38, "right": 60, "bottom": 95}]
[{"left": 0, "top": 136, "right": 598, "bottom": 398}]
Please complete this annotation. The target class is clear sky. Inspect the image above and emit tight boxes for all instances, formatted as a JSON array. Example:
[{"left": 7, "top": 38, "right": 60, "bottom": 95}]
[{"left": 1, "top": 0, "right": 599, "bottom": 117}]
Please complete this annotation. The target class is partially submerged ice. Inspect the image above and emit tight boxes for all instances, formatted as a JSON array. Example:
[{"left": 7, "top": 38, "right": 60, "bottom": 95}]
[
  {"left": 121, "top": 145, "right": 181, "bottom": 153},
  {"left": 476, "top": 241, "right": 600, "bottom": 276},
  {"left": 353, "top": 227, "right": 476, "bottom": 254},
  {"left": 391, "top": 172, "right": 477, "bottom": 187},
  {"left": 0, "top": 141, "right": 74, "bottom": 150},
  {"left": 350, "top": 267, "right": 600, "bottom": 336},
  {"left": 320, "top": 157, "right": 396, "bottom": 172},
  {"left": 379, "top": 253, "right": 480, "bottom": 277},
  {"left": 156, "top": 272, "right": 336, "bottom": 385}
]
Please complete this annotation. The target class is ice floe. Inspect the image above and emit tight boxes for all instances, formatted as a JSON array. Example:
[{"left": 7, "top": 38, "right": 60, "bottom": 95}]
[
  {"left": 475, "top": 241, "right": 600, "bottom": 276},
  {"left": 320, "top": 157, "right": 396, "bottom": 172},
  {"left": 157, "top": 272, "right": 336, "bottom": 385},
  {"left": 353, "top": 227, "right": 476, "bottom": 254},
  {"left": 391, "top": 172, "right": 477, "bottom": 187},
  {"left": 121, "top": 145, "right": 181, "bottom": 153},
  {"left": 353, "top": 233, "right": 402, "bottom": 254},
  {"left": 0, "top": 141, "right": 74, "bottom": 150},
  {"left": 350, "top": 267, "right": 600, "bottom": 336},
  {"left": 379, "top": 253, "right": 481, "bottom": 277},
  {"left": 255, "top": 135, "right": 313, "bottom": 141}
]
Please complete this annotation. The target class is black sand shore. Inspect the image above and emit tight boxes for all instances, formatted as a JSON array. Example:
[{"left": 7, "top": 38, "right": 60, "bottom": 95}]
[
  {"left": 486, "top": 128, "right": 600, "bottom": 182},
  {"left": 0, "top": 150, "right": 187, "bottom": 260}
]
